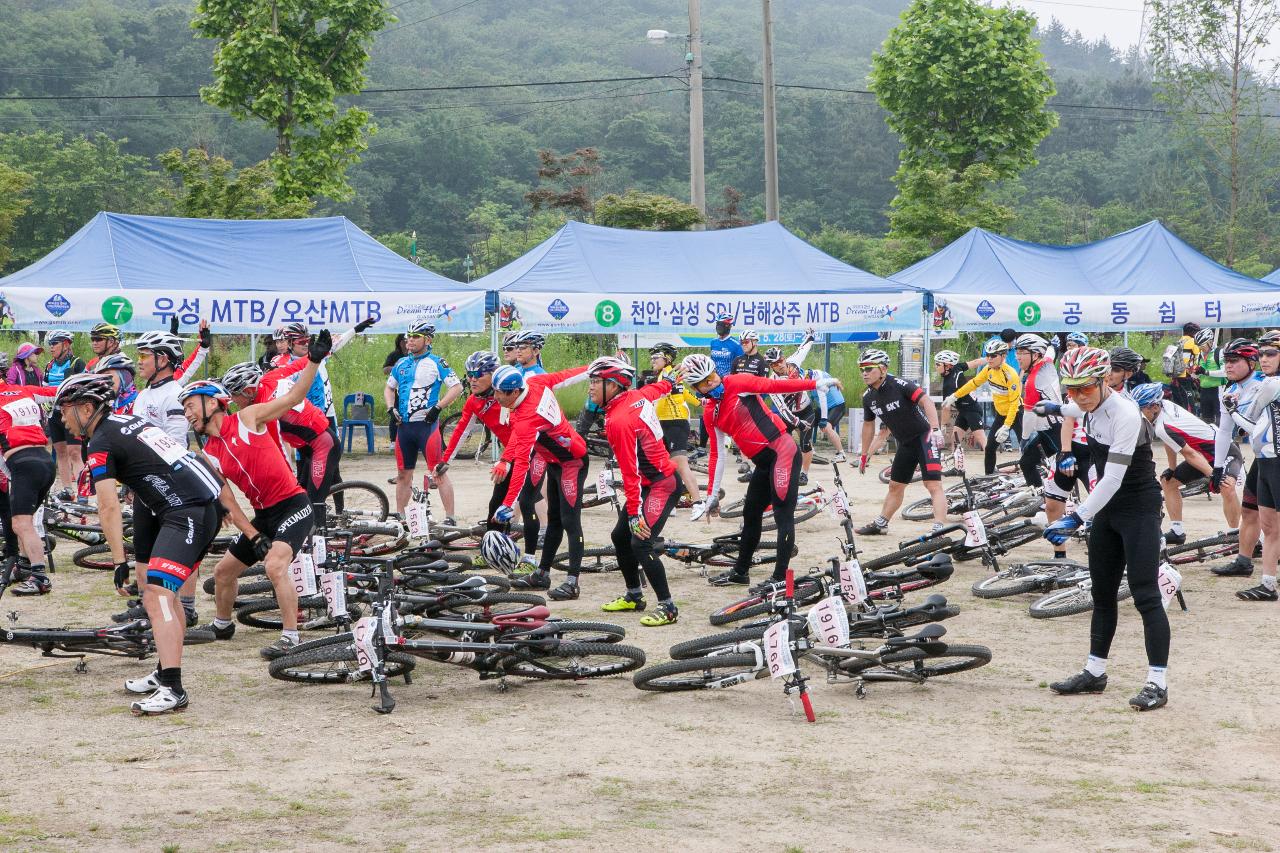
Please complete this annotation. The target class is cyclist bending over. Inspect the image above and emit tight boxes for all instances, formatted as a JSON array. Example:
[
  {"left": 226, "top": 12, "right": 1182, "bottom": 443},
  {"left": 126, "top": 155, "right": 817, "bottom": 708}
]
[{"left": 944, "top": 338, "right": 1020, "bottom": 474}]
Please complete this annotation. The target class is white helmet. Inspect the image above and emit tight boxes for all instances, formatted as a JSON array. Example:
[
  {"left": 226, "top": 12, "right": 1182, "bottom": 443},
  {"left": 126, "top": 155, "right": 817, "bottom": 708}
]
[
  {"left": 133, "top": 331, "right": 184, "bottom": 361},
  {"left": 739, "top": 330, "right": 759, "bottom": 344},
  {"left": 858, "top": 349, "right": 891, "bottom": 367},
  {"left": 680, "top": 353, "right": 717, "bottom": 383},
  {"left": 480, "top": 531, "right": 521, "bottom": 574},
  {"left": 221, "top": 362, "right": 264, "bottom": 396},
  {"left": 1014, "top": 333, "right": 1049, "bottom": 355},
  {"left": 934, "top": 350, "right": 961, "bottom": 366}
]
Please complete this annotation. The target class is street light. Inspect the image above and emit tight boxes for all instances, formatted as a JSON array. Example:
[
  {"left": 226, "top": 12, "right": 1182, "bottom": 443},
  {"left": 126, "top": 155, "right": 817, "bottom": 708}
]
[{"left": 645, "top": 3, "right": 705, "bottom": 224}]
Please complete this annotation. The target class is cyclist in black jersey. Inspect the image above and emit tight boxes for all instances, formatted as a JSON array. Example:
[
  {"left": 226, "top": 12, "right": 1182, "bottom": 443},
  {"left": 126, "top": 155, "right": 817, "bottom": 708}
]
[
  {"left": 731, "top": 331, "right": 770, "bottom": 377},
  {"left": 55, "top": 373, "right": 223, "bottom": 716},
  {"left": 855, "top": 349, "right": 948, "bottom": 534},
  {"left": 935, "top": 350, "right": 986, "bottom": 453},
  {"left": 1037, "top": 346, "right": 1170, "bottom": 712}
]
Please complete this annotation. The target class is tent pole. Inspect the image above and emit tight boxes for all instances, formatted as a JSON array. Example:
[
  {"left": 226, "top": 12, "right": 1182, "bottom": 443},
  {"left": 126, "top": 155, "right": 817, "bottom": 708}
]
[
  {"left": 1124, "top": 330, "right": 1129, "bottom": 347},
  {"left": 249, "top": 333, "right": 256, "bottom": 363},
  {"left": 491, "top": 307, "right": 500, "bottom": 462},
  {"left": 633, "top": 333, "right": 639, "bottom": 367},
  {"left": 921, "top": 306, "right": 932, "bottom": 394},
  {"left": 823, "top": 332, "right": 831, "bottom": 373}
]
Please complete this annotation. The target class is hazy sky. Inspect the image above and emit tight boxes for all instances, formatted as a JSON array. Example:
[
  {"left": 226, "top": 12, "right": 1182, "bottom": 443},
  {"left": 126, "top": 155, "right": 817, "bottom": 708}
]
[{"left": 999, "top": 0, "right": 1149, "bottom": 48}]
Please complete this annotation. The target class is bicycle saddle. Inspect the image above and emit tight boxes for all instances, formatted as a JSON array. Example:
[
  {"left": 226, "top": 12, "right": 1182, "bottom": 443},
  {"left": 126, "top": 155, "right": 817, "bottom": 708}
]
[
  {"left": 885, "top": 622, "right": 947, "bottom": 647},
  {"left": 438, "top": 575, "right": 487, "bottom": 592},
  {"left": 916, "top": 554, "right": 955, "bottom": 581},
  {"left": 491, "top": 606, "right": 551, "bottom": 630}
]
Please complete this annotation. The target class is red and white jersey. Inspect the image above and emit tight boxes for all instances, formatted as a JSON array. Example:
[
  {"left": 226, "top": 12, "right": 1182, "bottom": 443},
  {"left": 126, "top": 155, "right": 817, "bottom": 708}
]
[
  {"left": 1152, "top": 400, "right": 1216, "bottom": 462},
  {"left": 442, "top": 366, "right": 587, "bottom": 465},
  {"left": 497, "top": 374, "right": 589, "bottom": 508},
  {"left": 0, "top": 384, "right": 56, "bottom": 452},
  {"left": 202, "top": 412, "right": 305, "bottom": 511},
  {"left": 605, "top": 382, "right": 676, "bottom": 517},
  {"left": 255, "top": 357, "right": 331, "bottom": 450}
]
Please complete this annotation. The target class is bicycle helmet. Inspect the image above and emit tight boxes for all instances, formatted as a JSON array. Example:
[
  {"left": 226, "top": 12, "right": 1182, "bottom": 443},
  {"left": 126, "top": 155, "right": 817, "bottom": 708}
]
[
  {"left": 763, "top": 346, "right": 784, "bottom": 363},
  {"left": 1223, "top": 338, "right": 1261, "bottom": 362},
  {"left": 491, "top": 365, "right": 526, "bottom": 392},
  {"left": 133, "top": 331, "right": 184, "bottom": 361},
  {"left": 983, "top": 338, "right": 1010, "bottom": 357},
  {"left": 1014, "top": 333, "right": 1049, "bottom": 354},
  {"left": 177, "top": 380, "right": 232, "bottom": 408},
  {"left": 52, "top": 372, "right": 116, "bottom": 409},
  {"left": 480, "top": 531, "right": 521, "bottom": 574},
  {"left": 46, "top": 330, "right": 73, "bottom": 346},
  {"left": 89, "top": 322, "right": 120, "bottom": 340},
  {"left": 649, "top": 342, "right": 677, "bottom": 362},
  {"left": 739, "top": 330, "right": 759, "bottom": 344},
  {"left": 1108, "top": 346, "right": 1144, "bottom": 372},
  {"left": 1259, "top": 330, "right": 1280, "bottom": 347},
  {"left": 502, "top": 332, "right": 518, "bottom": 348},
  {"left": 464, "top": 351, "right": 499, "bottom": 375},
  {"left": 1060, "top": 346, "right": 1111, "bottom": 387},
  {"left": 93, "top": 353, "right": 135, "bottom": 376},
  {"left": 272, "top": 326, "right": 289, "bottom": 341},
  {"left": 1065, "top": 331, "right": 1089, "bottom": 347},
  {"left": 1193, "top": 328, "right": 1216, "bottom": 349},
  {"left": 280, "top": 322, "right": 309, "bottom": 340},
  {"left": 221, "top": 362, "right": 264, "bottom": 396},
  {"left": 1129, "top": 382, "right": 1165, "bottom": 408},
  {"left": 858, "top": 349, "right": 890, "bottom": 368},
  {"left": 933, "top": 350, "right": 960, "bottom": 366},
  {"left": 507, "top": 330, "right": 544, "bottom": 348},
  {"left": 588, "top": 356, "right": 635, "bottom": 389},
  {"left": 407, "top": 319, "right": 435, "bottom": 337},
  {"left": 680, "top": 353, "right": 717, "bottom": 383},
  {"left": 716, "top": 313, "right": 734, "bottom": 324}
]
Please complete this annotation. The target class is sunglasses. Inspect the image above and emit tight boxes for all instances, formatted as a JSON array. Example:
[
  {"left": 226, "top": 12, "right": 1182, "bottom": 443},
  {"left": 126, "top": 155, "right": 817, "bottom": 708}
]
[
  {"left": 466, "top": 370, "right": 491, "bottom": 378},
  {"left": 407, "top": 333, "right": 428, "bottom": 340},
  {"left": 1065, "top": 382, "right": 1101, "bottom": 396},
  {"left": 502, "top": 345, "right": 516, "bottom": 352},
  {"left": 859, "top": 365, "right": 881, "bottom": 372},
  {"left": 1262, "top": 349, "right": 1280, "bottom": 357}
]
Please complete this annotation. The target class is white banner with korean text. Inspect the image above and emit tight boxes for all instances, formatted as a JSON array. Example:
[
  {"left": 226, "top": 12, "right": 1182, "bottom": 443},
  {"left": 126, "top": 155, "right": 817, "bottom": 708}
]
[
  {"left": 937, "top": 292, "right": 1280, "bottom": 333},
  {"left": 505, "top": 291, "right": 925, "bottom": 334}
]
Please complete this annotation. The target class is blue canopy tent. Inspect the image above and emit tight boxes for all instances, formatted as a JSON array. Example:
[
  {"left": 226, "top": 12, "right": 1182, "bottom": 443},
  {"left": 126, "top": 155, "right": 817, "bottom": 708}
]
[
  {"left": 0, "top": 212, "right": 487, "bottom": 332},
  {"left": 893, "top": 220, "right": 1280, "bottom": 332},
  {"left": 473, "top": 220, "right": 924, "bottom": 334},
  {"left": 1264, "top": 268, "right": 1280, "bottom": 284}
]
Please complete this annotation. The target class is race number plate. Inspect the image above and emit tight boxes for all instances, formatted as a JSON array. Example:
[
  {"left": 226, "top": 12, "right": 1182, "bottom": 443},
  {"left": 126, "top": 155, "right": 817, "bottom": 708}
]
[
  {"left": 381, "top": 603, "right": 398, "bottom": 644},
  {"left": 839, "top": 559, "right": 867, "bottom": 605},
  {"left": 406, "top": 501, "right": 430, "bottom": 539},
  {"left": 828, "top": 487, "right": 850, "bottom": 520},
  {"left": 952, "top": 445, "right": 966, "bottom": 472},
  {"left": 311, "top": 535, "right": 327, "bottom": 568},
  {"left": 762, "top": 621, "right": 797, "bottom": 679},
  {"left": 290, "top": 553, "right": 317, "bottom": 597},
  {"left": 596, "top": 469, "right": 615, "bottom": 498},
  {"left": 806, "top": 595, "right": 850, "bottom": 648},
  {"left": 1157, "top": 562, "right": 1182, "bottom": 610},
  {"left": 962, "top": 510, "right": 988, "bottom": 547},
  {"left": 320, "top": 571, "right": 348, "bottom": 619},
  {"left": 353, "top": 617, "right": 378, "bottom": 673}
]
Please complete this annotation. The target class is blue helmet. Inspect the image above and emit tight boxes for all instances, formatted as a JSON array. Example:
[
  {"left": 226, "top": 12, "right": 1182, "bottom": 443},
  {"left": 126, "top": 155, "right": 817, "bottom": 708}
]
[
  {"left": 1066, "top": 331, "right": 1089, "bottom": 347},
  {"left": 177, "top": 379, "right": 232, "bottom": 407},
  {"left": 464, "top": 351, "right": 499, "bottom": 375},
  {"left": 1129, "top": 382, "right": 1164, "bottom": 408},
  {"left": 492, "top": 365, "right": 525, "bottom": 392}
]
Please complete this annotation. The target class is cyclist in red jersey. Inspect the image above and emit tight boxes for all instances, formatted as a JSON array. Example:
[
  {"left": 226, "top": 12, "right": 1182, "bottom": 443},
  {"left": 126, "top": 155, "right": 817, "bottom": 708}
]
[
  {"left": 680, "top": 352, "right": 835, "bottom": 587},
  {"left": 181, "top": 333, "right": 330, "bottom": 661},
  {"left": 589, "top": 357, "right": 683, "bottom": 625},
  {"left": 0, "top": 382, "right": 58, "bottom": 594},
  {"left": 488, "top": 365, "right": 589, "bottom": 592}
]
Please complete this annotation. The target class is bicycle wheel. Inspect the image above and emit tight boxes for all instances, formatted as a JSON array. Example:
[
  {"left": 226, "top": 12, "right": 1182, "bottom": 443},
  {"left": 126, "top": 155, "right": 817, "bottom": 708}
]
[
  {"left": 707, "top": 575, "right": 826, "bottom": 627},
  {"left": 632, "top": 653, "right": 765, "bottom": 691},
  {"left": 325, "top": 481, "right": 389, "bottom": 526},
  {"left": 236, "top": 596, "right": 352, "bottom": 631},
  {"left": 432, "top": 592, "right": 546, "bottom": 620},
  {"left": 901, "top": 497, "right": 942, "bottom": 522},
  {"left": 539, "top": 620, "right": 627, "bottom": 644},
  {"left": 441, "top": 413, "right": 487, "bottom": 460},
  {"left": 342, "top": 524, "right": 408, "bottom": 558},
  {"left": 862, "top": 536, "right": 958, "bottom": 573},
  {"left": 670, "top": 625, "right": 769, "bottom": 659},
  {"left": 879, "top": 464, "right": 921, "bottom": 485},
  {"left": 718, "top": 497, "right": 747, "bottom": 519},
  {"left": 1028, "top": 585, "right": 1095, "bottom": 618},
  {"left": 73, "top": 543, "right": 134, "bottom": 571},
  {"left": 201, "top": 565, "right": 266, "bottom": 595},
  {"left": 768, "top": 498, "right": 823, "bottom": 532},
  {"left": 553, "top": 547, "right": 618, "bottom": 574},
  {"left": 504, "top": 641, "right": 646, "bottom": 679},
  {"left": 268, "top": 641, "right": 417, "bottom": 684},
  {"left": 851, "top": 643, "right": 992, "bottom": 680},
  {"left": 182, "top": 628, "right": 217, "bottom": 646},
  {"left": 1164, "top": 531, "right": 1237, "bottom": 561},
  {"left": 971, "top": 564, "right": 1057, "bottom": 599}
]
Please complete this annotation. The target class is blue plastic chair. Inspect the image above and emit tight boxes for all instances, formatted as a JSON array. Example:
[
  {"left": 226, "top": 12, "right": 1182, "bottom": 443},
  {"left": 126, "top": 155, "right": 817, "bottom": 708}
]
[{"left": 341, "top": 392, "right": 375, "bottom": 453}]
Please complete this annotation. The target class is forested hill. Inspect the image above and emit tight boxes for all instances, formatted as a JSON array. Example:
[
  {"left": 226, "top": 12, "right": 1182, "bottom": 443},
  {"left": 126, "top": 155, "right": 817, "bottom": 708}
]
[{"left": 2, "top": 0, "right": 1272, "bottom": 277}]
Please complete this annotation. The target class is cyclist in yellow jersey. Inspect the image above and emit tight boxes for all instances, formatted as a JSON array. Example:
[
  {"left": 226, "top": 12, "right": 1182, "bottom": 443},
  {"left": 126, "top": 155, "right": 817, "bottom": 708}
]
[
  {"left": 944, "top": 338, "right": 1021, "bottom": 474},
  {"left": 1172, "top": 322, "right": 1203, "bottom": 413},
  {"left": 649, "top": 343, "right": 702, "bottom": 501}
]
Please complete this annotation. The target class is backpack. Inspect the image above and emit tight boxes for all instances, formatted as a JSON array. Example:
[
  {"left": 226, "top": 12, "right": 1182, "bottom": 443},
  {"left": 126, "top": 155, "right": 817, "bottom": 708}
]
[{"left": 1161, "top": 344, "right": 1180, "bottom": 377}]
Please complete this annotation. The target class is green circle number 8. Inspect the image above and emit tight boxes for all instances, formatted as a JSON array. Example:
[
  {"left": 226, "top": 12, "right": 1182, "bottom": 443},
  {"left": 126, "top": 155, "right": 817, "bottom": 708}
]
[{"left": 595, "top": 300, "right": 621, "bottom": 328}]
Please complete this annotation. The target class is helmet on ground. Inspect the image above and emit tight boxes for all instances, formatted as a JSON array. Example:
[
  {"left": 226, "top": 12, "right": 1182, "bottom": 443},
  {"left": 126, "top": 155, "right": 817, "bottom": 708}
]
[
  {"left": 933, "top": 350, "right": 960, "bottom": 366},
  {"left": 178, "top": 380, "right": 231, "bottom": 408},
  {"left": 983, "top": 339, "right": 1010, "bottom": 357},
  {"left": 1108, "top": 347, "right": 1144, "bottom": 372},
  {"left": 1223, "top": 338, "right": 1261, "bottom": 362},
  {"left": 1060, "top": 346, "right": 1111, "bottom": 387},
  {"left": 764, "top": 347, "right": 784, "bottom": 363},
  {"left": 507, "top": 330, "right": 544, "bottom": 348},
  {"left": 1014, "top": 333, "right": 1049, "bottom": 354},
  {"left": 52, "top": 372, "right": 116, "bottom": 409},
  {"left": 649, "top": 342, "right": 677, "bottom": 362},
  {"left": 491, "top": 365, "right": 526, "bottom": 392},
  {"left": 588, "top": 356, "right": 635, "bottom": 389},
  {"left": 407, "top": 320, "right": 436, "bottom": 337},
  {"left": 480, "top": 531, "right": 521, "bottom": 574},
  {"left": 89, "top": 322, "right": 120, "bottom": 340},
  {"left": 1193, "top": 328, "right": 1216, "bottom": 349},
  {"left": 1129, "top": 382, "right": 1165, "bottom": 408},
  {"left": 280, "top": 322, "right": 309, "bottom": 341},
  {"left": 93, "top": 354, "right": 135, "bottom": 376},
  {"left": 464, "top": 351, "right": 499, "bottom": 375},
  {"left": 221, "top": 362, "right": 264, "bottom": 396},
  {"left": 1065, "top": 332, "right": 1089, "bottom": 347},
  {"left": 680, "top": 353, "right": 717, "bottom": 383},
  {"left": 133, "top": 331, "right": 184, "bottom": 361},
  {"left": 739, "top": 330, "right": 759, "bottom": 344},
  {"left": 858, "top": 349, "right": 890, "bottom": 368},
  {"left": 47, "top": 330, "right": 73, "bottom": 345}
]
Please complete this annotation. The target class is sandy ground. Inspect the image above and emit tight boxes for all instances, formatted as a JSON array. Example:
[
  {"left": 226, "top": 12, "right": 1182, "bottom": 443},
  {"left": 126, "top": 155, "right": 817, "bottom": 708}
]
[{"left": 1, "top": 444, "right": 1278, "bottom": 853}]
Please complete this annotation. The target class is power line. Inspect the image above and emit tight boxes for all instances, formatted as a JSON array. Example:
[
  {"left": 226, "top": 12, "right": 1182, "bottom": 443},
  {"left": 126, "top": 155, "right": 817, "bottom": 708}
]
[{"left": 379, "top": 0, "right": 489, "bottom": 35}]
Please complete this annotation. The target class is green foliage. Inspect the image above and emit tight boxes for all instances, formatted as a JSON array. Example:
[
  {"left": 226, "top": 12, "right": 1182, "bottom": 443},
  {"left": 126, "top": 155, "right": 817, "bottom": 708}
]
[
  {"left": 193, "top": 0, "right": 392, "bottom": 203},
  {"left": 889, "top": 163, "right": 1015, "bottom": 248},
  {"left": 158, "top": 147, "right": 312, "bottom": 219},
  {"left": 594, "top": 191, "right": 704, "bottom": 231},
  {"left": 0, "top": 162, "right": 32, "bottom": 269}
]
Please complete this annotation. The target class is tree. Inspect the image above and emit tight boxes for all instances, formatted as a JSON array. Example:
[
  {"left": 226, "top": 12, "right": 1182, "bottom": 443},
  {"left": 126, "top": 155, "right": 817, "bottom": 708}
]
[
  {"left": 594, "top": 191, "right": 704, "bottom": 231},
  {"left": 869, "top": 0, "right": 1057, "bottom": 244},
  {"left": 525, "top": 149, "right": 603, "bottom": 218},
  {"left": 1148, "top": 0, "right": 1280, "bottom": 266},
  {"left": 193, "top": 0, "right": 392, "bottom": 204},
  {"left": 158, "top": 147, "right": 312, "bottom": 219},
  {"left": 0, "top": 163, "right": 32, "bottom": 270}
]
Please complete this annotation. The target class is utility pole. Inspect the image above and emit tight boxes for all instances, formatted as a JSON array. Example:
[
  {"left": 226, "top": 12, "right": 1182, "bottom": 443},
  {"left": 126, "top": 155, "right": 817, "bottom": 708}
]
[
  {"left": 761, "top": 0, "right": 779, "bottom": 221},
  {"left": 688, "top": 0, "right": 706, "bottom": 226}
]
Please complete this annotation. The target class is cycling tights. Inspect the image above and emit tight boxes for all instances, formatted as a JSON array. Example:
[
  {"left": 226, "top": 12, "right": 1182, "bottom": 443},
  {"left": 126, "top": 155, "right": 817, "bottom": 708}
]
[
  {"left": 984, "top": 410, "right": 1022, "bottom": 476},
  {"left": 487, "top": 467, "right": 543, "bottom": 556},
  {"left": 538, "top": 457, "right": 589, "bottom": 576},
  {"left": 735, "top": 437, "right": 801, "bottom": 582},
  {"left": 609, "top": 474, "right": 682, "bottom": 601},
  {"left": 296, "top": 429, "right": 342, "bottom": 503},
  {"left": 1088, "top": 504, "right": 1169, "bottom": 667},
  {"left": 1020, "top": 427, "right": 1060, "bottom": 488}
]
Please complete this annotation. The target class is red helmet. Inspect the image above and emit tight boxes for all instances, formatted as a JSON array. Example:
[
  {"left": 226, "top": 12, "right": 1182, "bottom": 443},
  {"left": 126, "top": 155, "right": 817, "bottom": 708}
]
[
  {"left": 1224, "top": 338, "right": 1261, "bottom": 362},
  {"left": 1060, "top": 346, "right": 1111, "bottom": 387},
  {"left": 588, "top": 356, "right": 635, "bottom": 389}
]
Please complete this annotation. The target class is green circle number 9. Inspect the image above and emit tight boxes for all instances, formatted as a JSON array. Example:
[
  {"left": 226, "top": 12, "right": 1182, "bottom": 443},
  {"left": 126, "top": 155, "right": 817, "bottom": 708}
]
[
  {"left": 102, "top": 296, "right": 134, "bottom": 325},
  {"left": 1017, "top": 300, "right": 1041, "bottom": 327},
  {"left": 594, "top": 299, "right": 622, "bottom": 328}
]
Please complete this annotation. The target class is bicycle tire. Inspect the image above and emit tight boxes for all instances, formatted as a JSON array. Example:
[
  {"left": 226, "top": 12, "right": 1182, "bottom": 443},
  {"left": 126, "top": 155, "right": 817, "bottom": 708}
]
[
  {"left": 1028, "top": 579, "right": 1132, "bottom": 619},
  {"left": 670, "top": 625, "right": 769, "bottom": 659},
  {"left": 201, "top": 565, "right": 266, "bottom": 595},
  {"left": 719, "top": 498, "right": 747, "bottom": 519},
  {"left": 553, "top": 546, "right": 619, "bottom": 574},
  {"left": 632, "top": 653, "right": 765, "bottom": 691},
  {"left": 773, "top": 499, "right": 823, "bottom": 531},
  {"left": 267, "top": 641, "right": 417, "bottom": 684},
  {"left": 879, "top": 464, "right": 920, "bottom": 485},
  {"left": 441, "top": 412, "right": 487, "bottom": 461},
  {"left": 847, "top": 643, "right": 992, "bottom": 680},
  {"left": 971, "top": 566, "right": 1052, "bottom": 599},
  {"left": 706, "top": 575, "right": 827, "bottom": 627},
  {"left": 901, "top": 497, "right": 943, "bottom": 522},
  {"left": 432, "top": 592, "right": 546, "bottom": 619},
  {"left": 954, "top": 521, "right": 1041, "bottom": 562},
  {"left": 235, "top": 596, "right": 353, "bottom": 631},
  {"left": 182, "top": 628, "right": 218, "bottom": 646},
  {"left": 1163, "top": 531, "right": 1237, "bottom": 560},
  {"left": 504, "top": 641, "right": 646, "bottom": 679},
  {"left": 862, "top": 536, "right": 959, "bottom": 573},
  {"left": 539, "top": 620, "right": 627, "bottom": 644},
  {"left": 72, "top": 543, "right": 134, "bottom": 571},
  {"left": 325, "top": 481, "right": 390, "bottom": 526}
]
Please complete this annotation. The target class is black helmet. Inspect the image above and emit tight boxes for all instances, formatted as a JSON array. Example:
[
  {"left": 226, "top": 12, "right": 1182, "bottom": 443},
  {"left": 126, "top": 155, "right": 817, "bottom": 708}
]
[
  {"left": 649, "top": 342, "right": 677, "bottom": 362},
  {"left": 1108, "top": 346, "right": 1144, "bottom": 372},
  {"left": 53, "top": 372, "right": 116, "bottom": 410},
  {"left": 1223, "top": 338, "right": 1261, "bottom": 362}
]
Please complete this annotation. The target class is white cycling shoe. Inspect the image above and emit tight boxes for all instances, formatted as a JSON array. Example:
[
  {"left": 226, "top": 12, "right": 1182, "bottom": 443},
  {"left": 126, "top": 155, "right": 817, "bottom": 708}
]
[
  {"left": 130, "top": 686, "right": 189, "bottom": 716},
  {"left": 124, "top": 669, "right": 161, "bottom": 695}
]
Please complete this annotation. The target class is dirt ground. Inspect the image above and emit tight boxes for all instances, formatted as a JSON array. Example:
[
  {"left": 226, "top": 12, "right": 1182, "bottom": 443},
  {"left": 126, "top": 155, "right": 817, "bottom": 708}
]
[{"left": 1, "top": 445, "right": 1277, "bottom": 853}]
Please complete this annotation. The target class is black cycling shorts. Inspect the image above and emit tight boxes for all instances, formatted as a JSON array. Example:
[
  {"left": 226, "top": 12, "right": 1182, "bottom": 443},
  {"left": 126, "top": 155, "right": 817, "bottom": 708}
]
[
  {"left": 135, "top": 503, "right": 220, "bottom": 592},
  {"left": 793, "top": 407, "right": 817, "bottom": 453},
  {"left": 1255, "top": 458, "right": 1280, "bottom": 511},
  {"left": 953, "top": 406, "right": 983, "bottom": 432},
  {"left": 660, "top": 419, "right": 691, "bottom": 456},
  {"left": 889, "top": 433, "right": 942, "bottom": 484},
  {"left": 228, "top": 492, "right": 314, "bottom": 566},
  {"left": 823, "top": 403, "right": 847, "bottom": 432},
  {"left": 5, "top": 447, "right": 55, "bottom": 516},
  {"left": 47, "top": 409, "right": 82, "bottom": 446},
  {"left": 1243, "top": 459, "right": 1259, "bottom": 512}
]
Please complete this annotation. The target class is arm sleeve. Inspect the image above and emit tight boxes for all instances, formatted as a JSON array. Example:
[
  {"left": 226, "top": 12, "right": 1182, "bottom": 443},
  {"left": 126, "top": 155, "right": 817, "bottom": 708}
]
[
  {"left": 499, "top": 418, "right": 539, "bottom": 508},
  {"left": 175, "top": 345, "right": 208, "bottom": 383},
  {"left": 1074, "top": 408, "right": 1141, "bottom": 522},
  {"left": 724, "top": 374, "right": 817, "bottom": 396},
  {"left": 332, "top": 329, "right": 357, "bottom": 355},
  {"left": 637, "top": 380, "right": 673, "bottom": 402},
  {"left": 789, "top": 339, "right": 814, "bottom": 367},
  {"left": 1003, "top": 368, "right": 1023, "bottom": 427},
  {"left": 607, "top": 418, "right": 643, "bottom": 517},
  {"left": 440, "top": 399, "right": 476, "bottom": 464},
  {"left": 1060, "top": 401, "right": 1086, "bottom": 420},
  {"left": 707, "top": 426, "right": 729, "bottom": 500},
  {"left": 544, "top": 365, "right": 589, "bottom": 389}
]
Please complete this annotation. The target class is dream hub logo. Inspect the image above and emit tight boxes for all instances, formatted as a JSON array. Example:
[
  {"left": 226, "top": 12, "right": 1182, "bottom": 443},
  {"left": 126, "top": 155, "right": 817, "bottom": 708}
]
[{"left": 45, "top": 293, "right": 71, "bottom": 317}]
